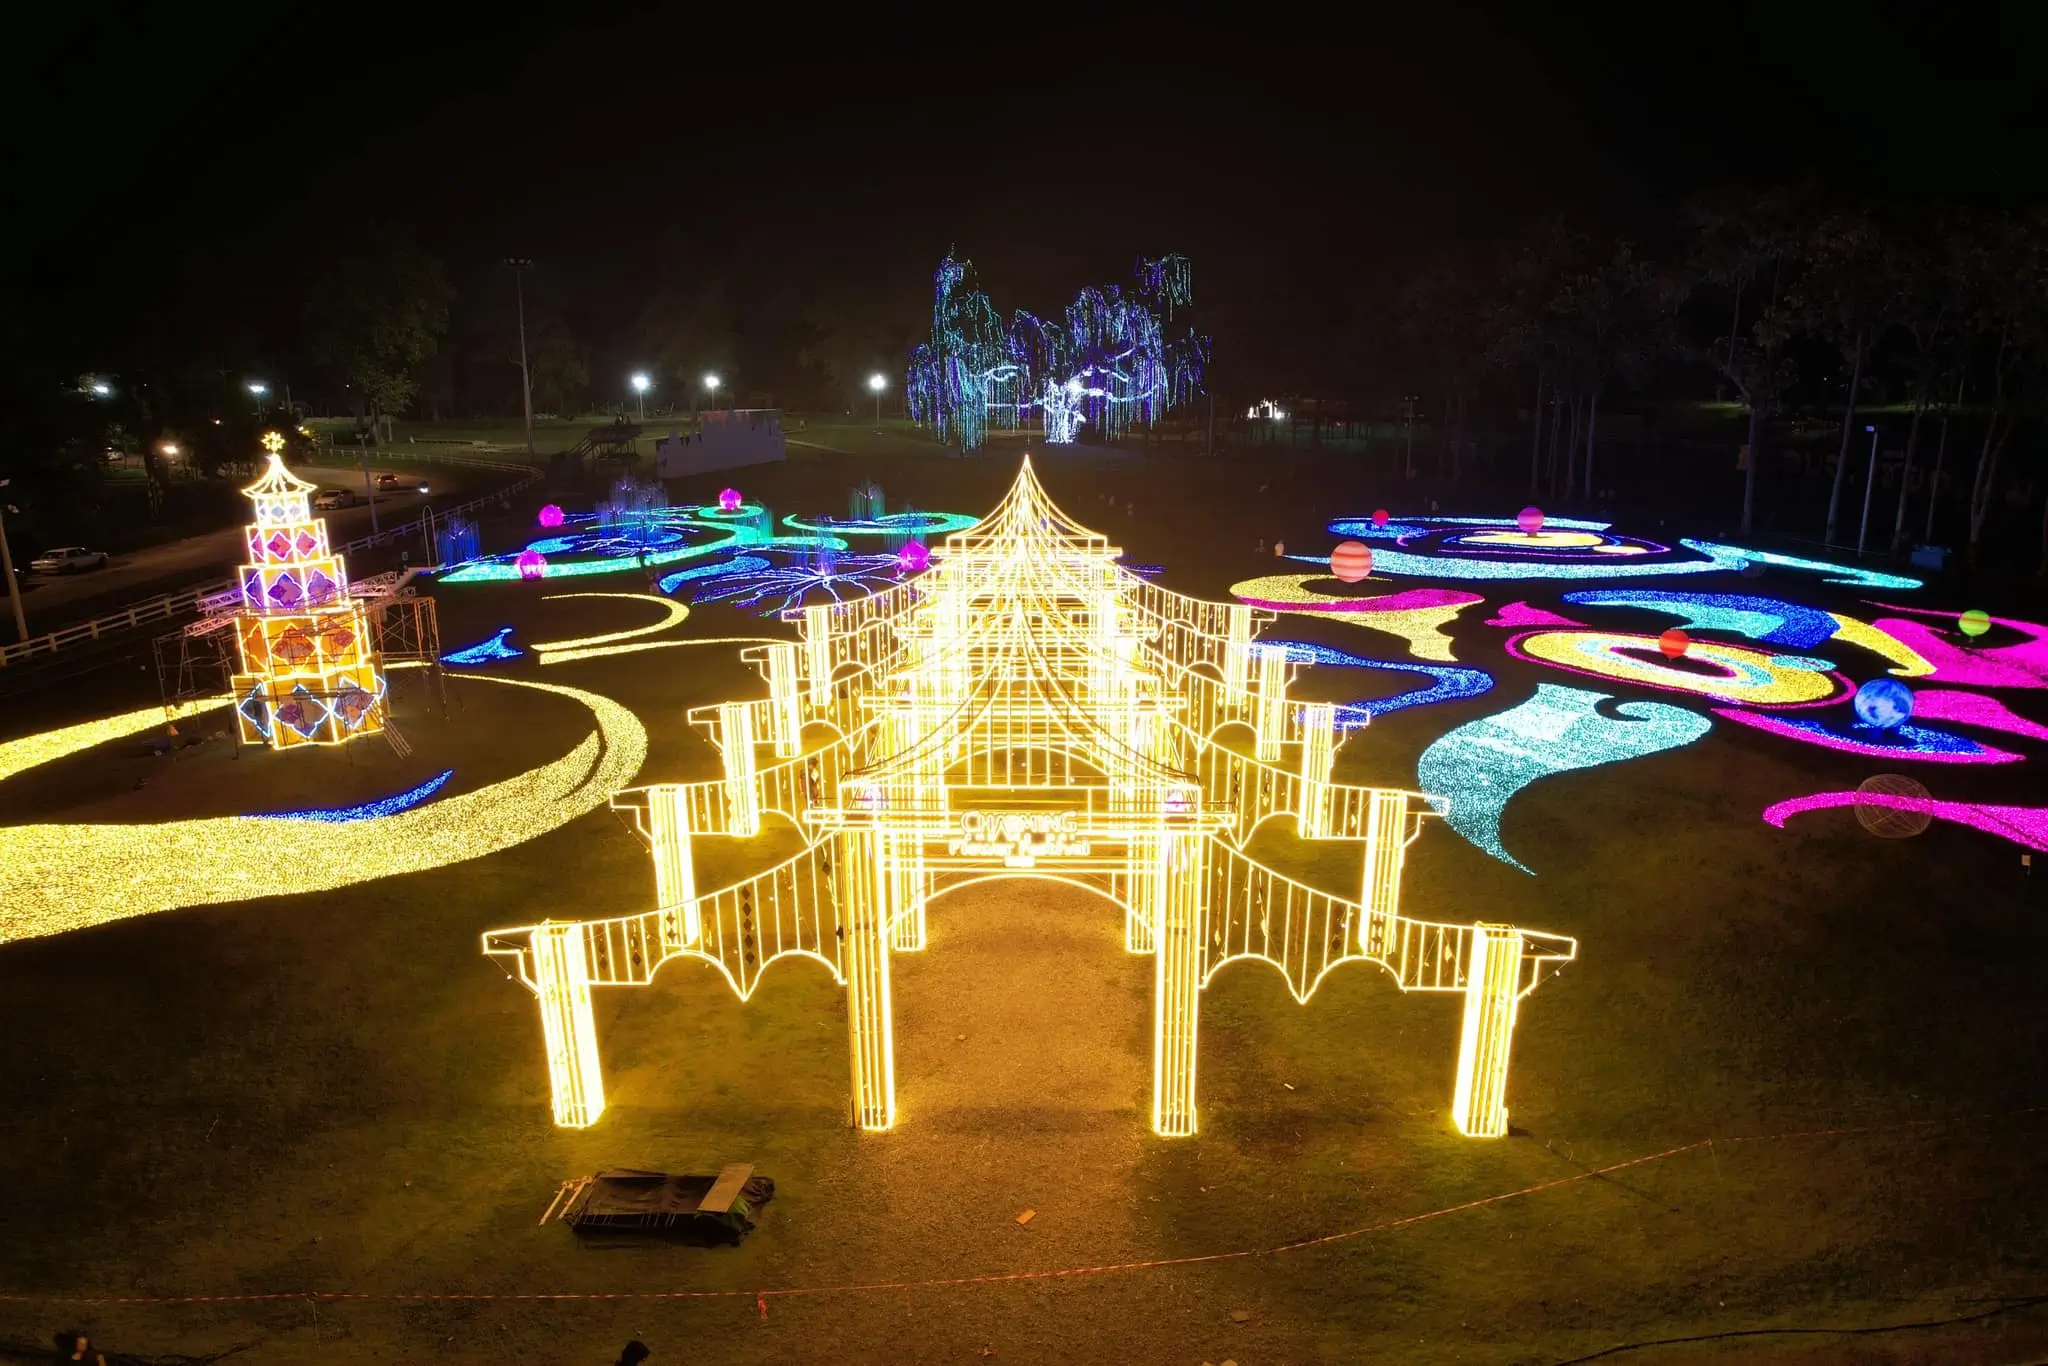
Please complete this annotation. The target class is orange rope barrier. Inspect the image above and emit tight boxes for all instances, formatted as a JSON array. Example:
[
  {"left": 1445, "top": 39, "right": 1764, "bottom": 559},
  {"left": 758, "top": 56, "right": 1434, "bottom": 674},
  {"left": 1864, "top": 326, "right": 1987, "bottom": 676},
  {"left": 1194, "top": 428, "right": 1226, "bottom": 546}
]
[{"left": 3, "top": 1105, "right": 2041, "bottom": 1308}]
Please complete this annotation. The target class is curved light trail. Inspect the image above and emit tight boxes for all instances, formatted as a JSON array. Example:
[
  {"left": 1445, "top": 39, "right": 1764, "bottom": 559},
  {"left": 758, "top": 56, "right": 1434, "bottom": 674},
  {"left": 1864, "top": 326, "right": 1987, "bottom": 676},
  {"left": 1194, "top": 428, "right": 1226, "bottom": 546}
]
[
  {"left": 1417, "top": 683, "right": 1712, "bottom": 873},
  {"left": 0, "top": 677, "right": 647, "bottom": 947}
]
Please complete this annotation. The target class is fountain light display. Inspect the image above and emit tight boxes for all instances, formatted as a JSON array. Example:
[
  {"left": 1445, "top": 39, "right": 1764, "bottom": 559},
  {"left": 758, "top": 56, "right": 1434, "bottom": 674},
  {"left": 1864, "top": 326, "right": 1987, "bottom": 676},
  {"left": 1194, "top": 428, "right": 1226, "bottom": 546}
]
[{"left": 680, "top": 552, "right": 910, "bottom": 615}]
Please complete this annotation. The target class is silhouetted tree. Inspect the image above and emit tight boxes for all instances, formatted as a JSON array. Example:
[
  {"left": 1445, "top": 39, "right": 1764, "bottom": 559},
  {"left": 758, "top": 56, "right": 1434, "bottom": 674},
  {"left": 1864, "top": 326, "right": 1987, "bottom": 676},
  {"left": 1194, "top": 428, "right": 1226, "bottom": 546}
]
[{"left": 304, "top": 223, "right": 452, "bottom": 437}]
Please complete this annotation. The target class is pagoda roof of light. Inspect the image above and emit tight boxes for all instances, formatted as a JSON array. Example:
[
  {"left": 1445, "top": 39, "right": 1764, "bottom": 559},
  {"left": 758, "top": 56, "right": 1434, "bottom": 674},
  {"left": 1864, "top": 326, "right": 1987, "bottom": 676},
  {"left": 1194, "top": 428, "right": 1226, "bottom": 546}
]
[
  {"left": 241, "top": 453, "right": 320, "bottom": 498},
  {"left": 936, "top": 454, "right": 1121, "bottom": 562}
]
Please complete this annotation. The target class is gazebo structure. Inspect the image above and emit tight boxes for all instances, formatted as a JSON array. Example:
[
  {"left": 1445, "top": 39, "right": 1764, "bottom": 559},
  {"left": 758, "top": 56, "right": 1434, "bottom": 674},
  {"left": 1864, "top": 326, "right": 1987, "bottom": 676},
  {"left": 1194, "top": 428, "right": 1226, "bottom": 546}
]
[{"left": 484, "top": 458, "right": 1577, "bottom": 1138}]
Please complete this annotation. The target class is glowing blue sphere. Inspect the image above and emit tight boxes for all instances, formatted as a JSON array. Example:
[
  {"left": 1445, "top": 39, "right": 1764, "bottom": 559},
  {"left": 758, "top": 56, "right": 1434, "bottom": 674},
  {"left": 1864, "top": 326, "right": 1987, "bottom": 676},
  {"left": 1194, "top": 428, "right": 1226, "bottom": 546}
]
[{"left": 1852, "top": 677, "right": 1914, "bottom": 731}]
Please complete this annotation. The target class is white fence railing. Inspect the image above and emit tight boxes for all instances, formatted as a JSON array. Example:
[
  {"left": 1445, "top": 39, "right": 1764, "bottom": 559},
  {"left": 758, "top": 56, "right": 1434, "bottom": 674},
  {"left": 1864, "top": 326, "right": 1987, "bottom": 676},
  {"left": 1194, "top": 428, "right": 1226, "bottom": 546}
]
[{"left": 0, "top": 451, "right": 542, "bottom": 669}]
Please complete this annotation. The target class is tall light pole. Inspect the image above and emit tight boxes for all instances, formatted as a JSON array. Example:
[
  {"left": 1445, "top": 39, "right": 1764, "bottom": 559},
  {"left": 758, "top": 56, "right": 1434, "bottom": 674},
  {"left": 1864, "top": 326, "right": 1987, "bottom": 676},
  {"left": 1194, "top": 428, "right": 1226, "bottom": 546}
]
[
  {"left": 703, "top": 373, "right": 721, "bottom": 414},
  {"left": 631, "top": 371, "right": 650, "bottom": 423},
  {"left": 868, "top": 372, "right": 887, "bottom": 430},
  {"left": 506, "top": 258, "right": 536, "bottom": 458},
  {"left": 357, "top": 430, "right": 381, "bottom": 536},
  {"left": 0, "top": 479, "right": 27, "bottom": 645},
  {"left": 247, "top": 380, "right": 269, "bottom": 413},
  {"left": 1856, "top": 423, "right": 1881, "bottom": 555}
]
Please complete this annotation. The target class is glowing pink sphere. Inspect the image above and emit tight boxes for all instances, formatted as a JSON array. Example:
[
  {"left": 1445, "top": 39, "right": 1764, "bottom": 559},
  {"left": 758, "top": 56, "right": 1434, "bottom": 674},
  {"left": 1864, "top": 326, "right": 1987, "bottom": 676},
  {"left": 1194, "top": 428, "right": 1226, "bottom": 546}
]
[
  {"left": 537, "top": 503, "right": 564, "bottom": 529},
  {"left": 1517, "top": 505, "right": 1545, "bottom": 535},
  {"left": 1371, "top": 508, "right": 1390, "bottom": 527},
  {"left": 516, "top": 549, "right": 548, "bottom": 581},
  {"left": 897, "top": 540, "right": 930, "bottom": 573},
  {"left": 717, "top": 487, "right": 743, "bottom": 513}
]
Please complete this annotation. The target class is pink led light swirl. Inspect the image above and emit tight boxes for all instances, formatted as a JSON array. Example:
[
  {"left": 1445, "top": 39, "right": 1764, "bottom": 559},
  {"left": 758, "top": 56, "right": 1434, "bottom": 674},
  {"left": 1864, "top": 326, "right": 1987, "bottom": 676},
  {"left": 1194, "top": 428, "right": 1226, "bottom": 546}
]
[
  {"left": 1764, "top": 791, "right": 2048, "bottom": 853},
  {"left": 1911, "top": 690, "right": 2048, "bottom": 743},
  {"left": 1864, "top": 607, "right": 2048, "bottom": 689},
  {"left": 1486, "top": 601, "right": 1587, "bottom": 629},
  {"left": 1233, "top": 586, "right": 1482, "bottom": 614}
]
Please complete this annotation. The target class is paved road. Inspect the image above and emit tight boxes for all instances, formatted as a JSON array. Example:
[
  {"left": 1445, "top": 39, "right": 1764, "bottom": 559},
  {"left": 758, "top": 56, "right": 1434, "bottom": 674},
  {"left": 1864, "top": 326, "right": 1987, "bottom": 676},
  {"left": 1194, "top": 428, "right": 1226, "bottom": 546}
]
[{"left": 6, "top": 463, "right": 483, "bottom": 631}]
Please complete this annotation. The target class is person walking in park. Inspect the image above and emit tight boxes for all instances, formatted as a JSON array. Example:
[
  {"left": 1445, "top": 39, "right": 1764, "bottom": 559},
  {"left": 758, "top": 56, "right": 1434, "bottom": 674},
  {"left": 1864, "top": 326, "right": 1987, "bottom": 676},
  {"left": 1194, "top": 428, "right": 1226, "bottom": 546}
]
[{"left": 55, "top": 1330, "right": 106, "bottom": 1365}]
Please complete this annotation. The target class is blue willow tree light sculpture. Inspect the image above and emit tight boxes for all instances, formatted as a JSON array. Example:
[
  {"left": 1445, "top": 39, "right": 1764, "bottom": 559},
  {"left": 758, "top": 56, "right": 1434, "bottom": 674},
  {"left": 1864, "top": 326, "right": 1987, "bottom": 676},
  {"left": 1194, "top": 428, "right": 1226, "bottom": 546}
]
[{"left": 907, "top": 252, "right": 1209, "bottom": 452}]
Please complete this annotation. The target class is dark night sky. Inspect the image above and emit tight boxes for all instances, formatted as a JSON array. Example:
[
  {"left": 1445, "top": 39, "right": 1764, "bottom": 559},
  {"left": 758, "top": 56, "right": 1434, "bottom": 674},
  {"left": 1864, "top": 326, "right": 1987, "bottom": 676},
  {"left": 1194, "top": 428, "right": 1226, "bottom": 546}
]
[{"left": 12, "top": 2, "right": 2048, "bottom": 393}]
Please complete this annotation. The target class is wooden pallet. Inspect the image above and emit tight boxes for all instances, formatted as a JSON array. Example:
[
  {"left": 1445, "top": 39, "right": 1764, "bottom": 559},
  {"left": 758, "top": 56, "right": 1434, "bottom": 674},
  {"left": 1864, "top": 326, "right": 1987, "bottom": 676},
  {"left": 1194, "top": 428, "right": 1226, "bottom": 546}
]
[{"left": 696, "top": 1163, "right": 755, "bottom": 1214}]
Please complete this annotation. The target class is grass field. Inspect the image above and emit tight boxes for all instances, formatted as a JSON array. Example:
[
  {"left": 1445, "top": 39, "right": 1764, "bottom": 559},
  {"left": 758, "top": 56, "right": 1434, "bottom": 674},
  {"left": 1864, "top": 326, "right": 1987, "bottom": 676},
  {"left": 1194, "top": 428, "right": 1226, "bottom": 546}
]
[{"left": 2, "top": 448, "right": 2046, "bottom": 1365}]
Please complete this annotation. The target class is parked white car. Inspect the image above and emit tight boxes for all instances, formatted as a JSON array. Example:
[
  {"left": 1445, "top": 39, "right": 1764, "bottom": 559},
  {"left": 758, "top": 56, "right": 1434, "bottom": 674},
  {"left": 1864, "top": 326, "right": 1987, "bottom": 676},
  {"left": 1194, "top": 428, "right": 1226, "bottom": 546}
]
[
  {"left": 30, "top": 546, "right": 108, "bottom": 573},
  {"left": 313, "top": 488, "right": 357, "bottom": 510}
]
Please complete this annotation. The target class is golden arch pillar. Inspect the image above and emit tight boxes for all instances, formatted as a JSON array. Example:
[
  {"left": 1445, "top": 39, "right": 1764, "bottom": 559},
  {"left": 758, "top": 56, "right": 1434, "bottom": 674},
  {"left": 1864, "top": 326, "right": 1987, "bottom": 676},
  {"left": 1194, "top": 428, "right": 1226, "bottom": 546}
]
[
  {"left": 647, "top": 784, "right": 700, "bottom": 944},
  {"left": 720, "top": 702, "right": 760, "bottom": 836},
  {"left": 1150, "top": 831, "right": 1210, "bottom": 1136},
  {"left": 1358, "top": 788, "right": 1410, "bottom": 955},
  {"left": 838, "top": 829, "right": 897, "bottom": 1131},
  {"left": 1297, "top": 701, "right": 1335, "bottom": 838},
  {"left": 1253, "top": 643, "right": 1288, "bottom": 760},
  {"left": 533, "top": 922, "right": 605, "bottom": 1128},
  {"left": 761, "top": 641, "right": 802, "bottom": 758},
  {"left": 1451, "top": 923, "right": 1524, "bottom": 1138}
]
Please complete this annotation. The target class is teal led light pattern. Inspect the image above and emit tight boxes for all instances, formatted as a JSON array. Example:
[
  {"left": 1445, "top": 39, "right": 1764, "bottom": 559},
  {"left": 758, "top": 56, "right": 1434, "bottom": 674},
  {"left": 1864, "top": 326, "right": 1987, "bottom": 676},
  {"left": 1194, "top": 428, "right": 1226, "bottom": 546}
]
[
  {"left": 1416, "top": 683, "right": 1712, "bottom": 873},
  {"left": 1289, "top": 549, "right": 1724, "bottom": 583},
  {"left": 1329, "top": 515, "right": 1611, "bottom": 540},
  {"left": 1267, "top": 638, "right": 1495, "bottom": 724},
  {"left": 440, "top": 627, "right": 523, "bottom": 666},
  {"left": 783, "top": 511, "right": 978, "bottom": 539},
  {"left": 1562, "top": 590, "right": 1840, "bottom": 647},
  {"left": 658, "top": 555, "right": 771, "bottom": 596},
  {"left": 1679, "top": 540, "right": 1922, "bottom": 591}
]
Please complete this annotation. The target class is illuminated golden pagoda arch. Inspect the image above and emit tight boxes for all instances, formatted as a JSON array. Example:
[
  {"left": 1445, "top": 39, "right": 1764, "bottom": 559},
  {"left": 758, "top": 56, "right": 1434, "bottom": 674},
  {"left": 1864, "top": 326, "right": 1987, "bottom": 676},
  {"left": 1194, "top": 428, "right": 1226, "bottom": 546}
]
[{"left": 484, "top": 457, "right": 1576, "bottom": 1138}]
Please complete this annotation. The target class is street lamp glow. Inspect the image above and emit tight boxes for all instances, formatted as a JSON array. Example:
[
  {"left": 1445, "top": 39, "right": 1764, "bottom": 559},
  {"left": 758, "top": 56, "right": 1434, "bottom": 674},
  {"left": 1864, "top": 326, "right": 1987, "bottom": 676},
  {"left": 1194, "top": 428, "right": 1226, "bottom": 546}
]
[
  {"left": 248, "top": 382, "right": 269, "bottom": 397},
  {"left": 703, "top": 373, "right": 720, "bottom": 391},
  {"left": 88, "top": 380, "right": 111, "bottom": 397},
  {"left": 630, "top": 373, "right": 651, "bottom": 394},
  {"left": 867, "top": 373, "right": 887, "bottom": 393},
  {"left": 159, "top": 441, "right": 181, "bottom": 457}
]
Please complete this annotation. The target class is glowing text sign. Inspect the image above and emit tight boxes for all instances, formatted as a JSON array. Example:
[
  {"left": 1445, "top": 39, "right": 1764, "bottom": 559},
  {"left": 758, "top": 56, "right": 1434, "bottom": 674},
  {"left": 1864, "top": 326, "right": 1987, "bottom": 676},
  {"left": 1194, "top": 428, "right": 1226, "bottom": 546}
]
[{"left": 948, "top": 810, "right": 1092, "bottom": 868}]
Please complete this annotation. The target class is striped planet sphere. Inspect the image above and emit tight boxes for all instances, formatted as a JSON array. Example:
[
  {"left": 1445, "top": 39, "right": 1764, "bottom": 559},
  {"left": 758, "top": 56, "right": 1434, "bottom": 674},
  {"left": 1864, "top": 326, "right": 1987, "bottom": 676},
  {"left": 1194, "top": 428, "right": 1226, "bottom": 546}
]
[{"left": 1329, "top": 540, "right": 1374, "bottom": 582}]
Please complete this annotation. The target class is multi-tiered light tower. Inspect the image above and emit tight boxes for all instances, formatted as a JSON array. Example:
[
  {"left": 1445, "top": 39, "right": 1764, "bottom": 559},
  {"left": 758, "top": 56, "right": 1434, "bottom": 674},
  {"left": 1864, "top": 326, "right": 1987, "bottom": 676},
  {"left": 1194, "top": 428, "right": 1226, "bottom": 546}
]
[
  {"left": 230, "top": 433, "right": 387, "bottom": 748},
  {"left": 485, "top": 458, "right": 1577, "bottom": 1139}
]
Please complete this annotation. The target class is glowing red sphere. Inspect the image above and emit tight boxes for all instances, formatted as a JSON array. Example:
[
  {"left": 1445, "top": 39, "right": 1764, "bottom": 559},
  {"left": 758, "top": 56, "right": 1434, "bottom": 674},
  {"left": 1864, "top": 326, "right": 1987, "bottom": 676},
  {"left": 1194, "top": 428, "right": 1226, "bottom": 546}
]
[
  {"left": 1371, "top": 508, "right": 1390, "bottom": 527},
  {"left": 1658, "top": 628, "right": 1690, "bottom": 660},
  {"left": 1517, "top": 505, "right": 1545, "bottom": 535},
  {"left": 1329, "top": 540, "right": 1374, "bottom": 583}
]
